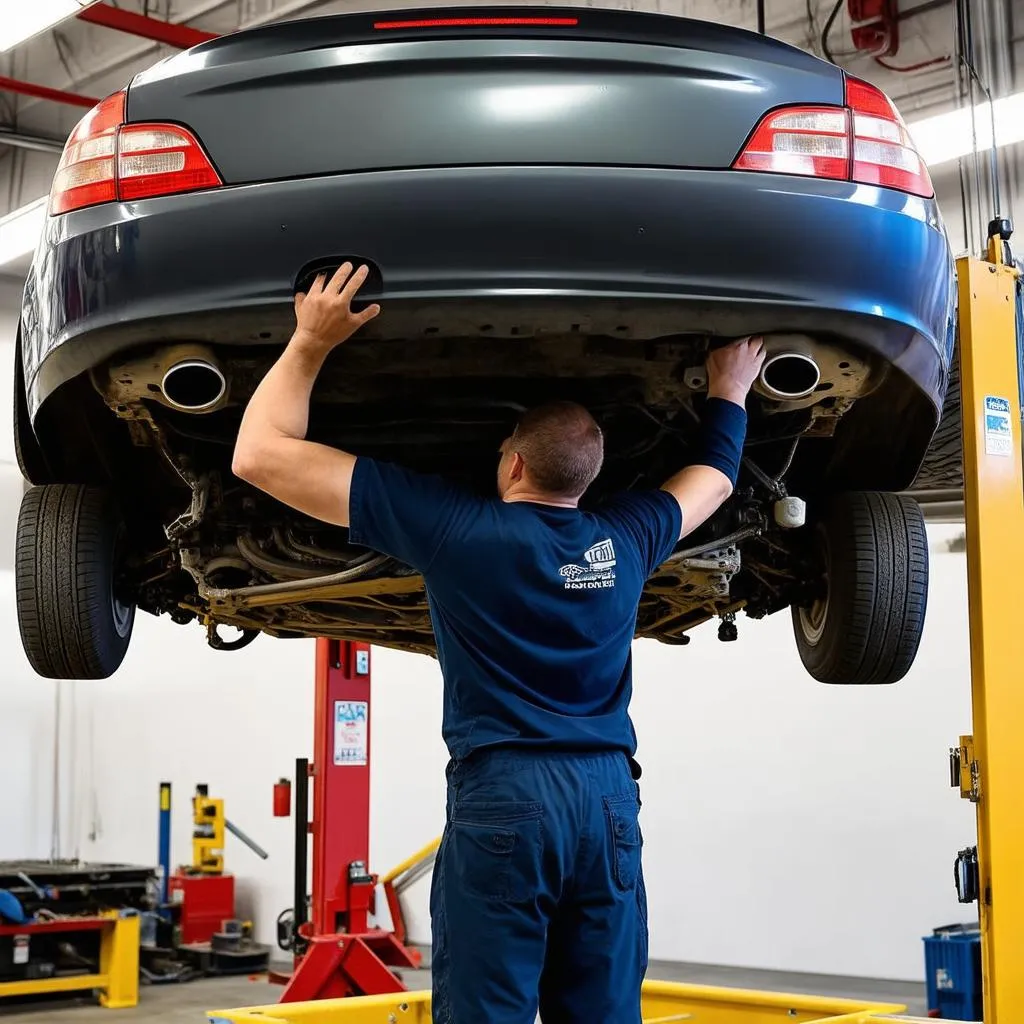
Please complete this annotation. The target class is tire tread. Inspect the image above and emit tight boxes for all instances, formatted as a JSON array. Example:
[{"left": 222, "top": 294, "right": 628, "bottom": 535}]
[
  {"left": 15, "top": 484, "right": 133, "bottom": 680},
  {"left": 793, "top": 491, "right": 928, "bottom": 685}
]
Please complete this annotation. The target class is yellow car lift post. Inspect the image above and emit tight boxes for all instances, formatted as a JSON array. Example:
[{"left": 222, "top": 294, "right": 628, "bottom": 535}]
[
  {"left": 211, "top": 237, "right": 1020, "bottom": 1024},
  {"left": 954, "top": 227, "right": 1024, "bottom": 1024}
]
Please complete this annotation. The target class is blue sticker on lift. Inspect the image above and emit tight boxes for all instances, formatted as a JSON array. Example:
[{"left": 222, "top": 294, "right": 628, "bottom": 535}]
[{"left": 984, "top": 396, "right": 1012, "bottom": 457}]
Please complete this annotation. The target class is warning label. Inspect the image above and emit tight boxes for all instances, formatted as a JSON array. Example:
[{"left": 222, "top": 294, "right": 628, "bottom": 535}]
[
  {"left": 984, "top": 395, "right": 1013, "bottom": 458},
  {"left": 333, "top": 700, "right": 368, "bottom": 766}
]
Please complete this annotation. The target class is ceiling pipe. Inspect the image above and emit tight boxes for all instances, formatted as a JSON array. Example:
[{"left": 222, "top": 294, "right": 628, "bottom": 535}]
[
  {"left": 77, "top": 3, "right": 217, "bottom": 49},
  {"left": 0, "top": 130, "right": 65, "bottom": 154},
  {"left": 0, "top": 76, "right": 98, "bottom": 109}
]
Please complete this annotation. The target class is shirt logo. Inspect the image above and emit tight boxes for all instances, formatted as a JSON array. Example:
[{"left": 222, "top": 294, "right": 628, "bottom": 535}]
[{"left": 559, "top": 539, "right": 617, "bottom": 590}]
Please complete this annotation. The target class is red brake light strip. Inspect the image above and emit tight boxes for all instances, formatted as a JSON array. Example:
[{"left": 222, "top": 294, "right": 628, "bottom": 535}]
[{"left": 374, "top": 17, "right": 578, "bottom": 29}]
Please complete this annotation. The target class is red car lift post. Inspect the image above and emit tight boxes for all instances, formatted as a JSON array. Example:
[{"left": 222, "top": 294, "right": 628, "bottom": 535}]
[{"left": 279, "top": 638, "right": 421, "bottom": 1002}]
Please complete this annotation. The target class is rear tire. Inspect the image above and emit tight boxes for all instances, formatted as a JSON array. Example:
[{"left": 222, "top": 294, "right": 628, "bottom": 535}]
[
  {"left": 792, "top": 491, "right": 928, "bottom": 685},
  {"left": 16, "top": 485, "right": 135, "bottom": 679}
]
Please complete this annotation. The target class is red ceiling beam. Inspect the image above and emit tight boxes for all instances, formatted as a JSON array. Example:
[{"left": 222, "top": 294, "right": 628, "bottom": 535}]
[
  {"left": 77, "top": 3, "right": 218, "bottom": 49},
  {"left": 0, "top": 76, "right": 99, "bottom": 110}
]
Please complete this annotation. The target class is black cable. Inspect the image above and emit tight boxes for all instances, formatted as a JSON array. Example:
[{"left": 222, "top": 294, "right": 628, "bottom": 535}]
[
  {"left": 963, "top": 0, "right": 985, "bottom": 246},
  {"left": 821, "top": 0, "right": 845, "bottom": 65},
  {"left": 805, "top": 0, "right": 820, "bottom": 52},
  {"left": 959, "top": 55, "right": 1002, "bottom": 222},
  {"left": 954, "top": 0, "right": 1002, "bottom": 241},
  {"left": 958, "top": 160, "right": 971, "bottom": 252},
  {"left": 757, "top": 0, "right": 766, "bottom": 35}
]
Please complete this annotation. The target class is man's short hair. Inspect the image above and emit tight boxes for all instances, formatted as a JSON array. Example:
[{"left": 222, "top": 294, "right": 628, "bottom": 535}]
[{"left": 511, "top": 402, "right": 604, "bottom": 498}]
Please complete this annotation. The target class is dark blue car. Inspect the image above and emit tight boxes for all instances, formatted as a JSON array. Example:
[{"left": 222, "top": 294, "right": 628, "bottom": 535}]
[{"left": 14, "top": 7, "right": 954, "bottom": 683}]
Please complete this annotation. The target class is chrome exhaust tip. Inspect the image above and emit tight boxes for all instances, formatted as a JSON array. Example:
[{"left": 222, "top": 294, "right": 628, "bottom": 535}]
[
  {"left": 758, "top": 352, "right": 821, "bottom": 401},
  {"left": 161, "top": 359, "right": 227, "bottom": 413}
]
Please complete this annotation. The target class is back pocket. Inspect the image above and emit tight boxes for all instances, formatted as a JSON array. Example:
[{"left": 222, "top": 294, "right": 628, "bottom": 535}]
[
  {"left": 604, "top": 794, "right": 642, "bottom": 892},
  {"left": 450, "top": 800, "right": 543, "bottom": 902}
]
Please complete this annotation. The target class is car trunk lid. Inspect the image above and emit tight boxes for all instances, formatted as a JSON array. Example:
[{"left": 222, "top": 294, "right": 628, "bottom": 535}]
[{"left": 126, "top": 7, "right": 844, "bottom": 184}]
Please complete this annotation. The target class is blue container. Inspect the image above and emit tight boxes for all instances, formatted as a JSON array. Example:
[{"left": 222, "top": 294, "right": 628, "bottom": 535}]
[{"left": 923, "top": 924, "right": 983, "bottom": 1021}]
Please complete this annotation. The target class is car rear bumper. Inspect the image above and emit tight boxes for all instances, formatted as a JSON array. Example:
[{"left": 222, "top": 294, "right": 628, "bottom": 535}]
[{"left": 22, "top": 165, "right": 954, "bottom": 420}]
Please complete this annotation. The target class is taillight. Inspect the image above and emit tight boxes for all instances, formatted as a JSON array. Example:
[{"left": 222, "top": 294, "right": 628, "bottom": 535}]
[
  {"left": 50, "top": 91, "right": 222, "bottom": 215},
  {"left": 50, "top": 92, "right": 124, "bottom": 215},
  {"left": 846, "top": 76, "right": 932, "bottom": 197},
  {"left": 732, "top": 76, "right": 933, "bottom": 198},
  {"left": 733, "top": 107, "right": 850, "bottom": 181},
  {"left": 117, "top": 124, "right": 221, "bottom": 201}
]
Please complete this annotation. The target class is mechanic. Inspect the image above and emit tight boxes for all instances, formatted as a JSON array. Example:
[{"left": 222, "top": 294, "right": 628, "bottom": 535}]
[{"left": 232, "top": 263, "right": 764, "bottom": 1024}]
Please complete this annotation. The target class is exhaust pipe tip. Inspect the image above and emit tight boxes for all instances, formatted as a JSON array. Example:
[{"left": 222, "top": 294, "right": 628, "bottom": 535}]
[
  {"left": 161, "top": 360, "right": 227, "bottom": 412},
  {"left": 758, "top": 352, "right": 821, "bottom": 401}
]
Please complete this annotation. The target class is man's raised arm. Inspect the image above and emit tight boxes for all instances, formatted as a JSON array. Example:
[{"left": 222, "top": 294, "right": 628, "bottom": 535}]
[
  {"left": 660, "top": 337, "right": 765, "bottom": 540},
  {"left": 231, "top": 263, "right": 380, "bottom": 527}
]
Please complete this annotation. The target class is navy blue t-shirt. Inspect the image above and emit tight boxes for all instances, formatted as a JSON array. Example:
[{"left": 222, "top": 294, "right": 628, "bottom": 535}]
[{"left": 348, "top": 459, "right": 682, "bottom": 760}]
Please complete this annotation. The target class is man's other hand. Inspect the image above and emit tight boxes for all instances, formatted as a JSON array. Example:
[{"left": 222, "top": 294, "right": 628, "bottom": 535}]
[
  {"left": 293, "top": 262, "right": 381, "bottom": 355},
  {"left": 707, "top": 336, "right": 765, "bottom": 407}
]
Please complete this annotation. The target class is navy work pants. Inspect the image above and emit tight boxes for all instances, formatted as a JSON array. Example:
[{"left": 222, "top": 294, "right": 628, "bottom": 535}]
[{"left": 430, "top": 750, "right": 647, "bottom": 1023}]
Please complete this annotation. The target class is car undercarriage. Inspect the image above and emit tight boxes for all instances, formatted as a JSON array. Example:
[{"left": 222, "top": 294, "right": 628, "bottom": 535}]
[{"left": 85, "top": 328, "right": 884, "bottom": 656}]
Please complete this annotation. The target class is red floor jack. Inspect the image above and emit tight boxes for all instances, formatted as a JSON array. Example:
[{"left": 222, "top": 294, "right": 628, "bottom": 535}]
[{"left": 272, "top": 639, "right": 422, "bottom": 1001}]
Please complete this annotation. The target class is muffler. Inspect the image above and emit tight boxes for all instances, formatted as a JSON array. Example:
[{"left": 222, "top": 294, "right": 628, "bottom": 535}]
[
  {"left": 162, "top": 358, "right": 227, "bottom": 413},
  {"left": 757, "top": 351, "right": 821, "bottom": 401}
]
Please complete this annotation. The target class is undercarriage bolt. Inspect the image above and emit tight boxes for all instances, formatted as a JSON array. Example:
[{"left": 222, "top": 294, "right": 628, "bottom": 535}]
[
  {"left": 774, "top": 496, "right": 807, "bottom": 528},
  {"left": 718, "top": 614, "right": 738, "bottom": 643}
]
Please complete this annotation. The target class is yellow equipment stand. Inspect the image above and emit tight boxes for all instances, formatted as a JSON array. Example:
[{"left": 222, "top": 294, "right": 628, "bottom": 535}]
[
  {"left": 210, "top": 239, "right": 1019, "bottom": 1024},
  {"left": 0, "top": 910, "right": 140, "bottom": 1009},
  {"left": 193, "top": 787, "right": 228, "bottom": 874}
]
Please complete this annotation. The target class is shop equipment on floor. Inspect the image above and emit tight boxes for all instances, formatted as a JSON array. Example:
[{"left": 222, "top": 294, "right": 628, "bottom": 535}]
[{"left": 0, "top": 859, "right": 153, "bottom": 1008}]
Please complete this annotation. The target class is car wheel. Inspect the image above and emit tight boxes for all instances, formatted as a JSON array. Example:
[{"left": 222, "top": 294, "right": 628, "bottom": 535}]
[
  {"left": 16, "top": 485, "right": 135, "bottom": 679},
  {"left": 792, "top": 491, "right": 928, "bottom": 685}
]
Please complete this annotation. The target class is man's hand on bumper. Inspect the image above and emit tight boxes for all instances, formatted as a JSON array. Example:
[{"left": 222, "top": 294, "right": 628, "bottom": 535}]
[{"left": 293, "top": 262, "right": 381, "bottom": 357}]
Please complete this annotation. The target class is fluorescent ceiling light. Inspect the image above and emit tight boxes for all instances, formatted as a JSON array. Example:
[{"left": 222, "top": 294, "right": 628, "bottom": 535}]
[
  {"left": 908, "top": 91, "right": 1024, "bottom": 168},
  {"left": 0, "top": 198, "right": 46, "bottom": 269},
  {"left": 1, "top": 0, "right": 99, "bottom": 54}
]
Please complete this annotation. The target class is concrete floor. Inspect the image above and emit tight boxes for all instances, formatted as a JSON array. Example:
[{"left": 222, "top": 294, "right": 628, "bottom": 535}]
[{"left": 0, "top": 959, "right": 929, "bottom": 1022}]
